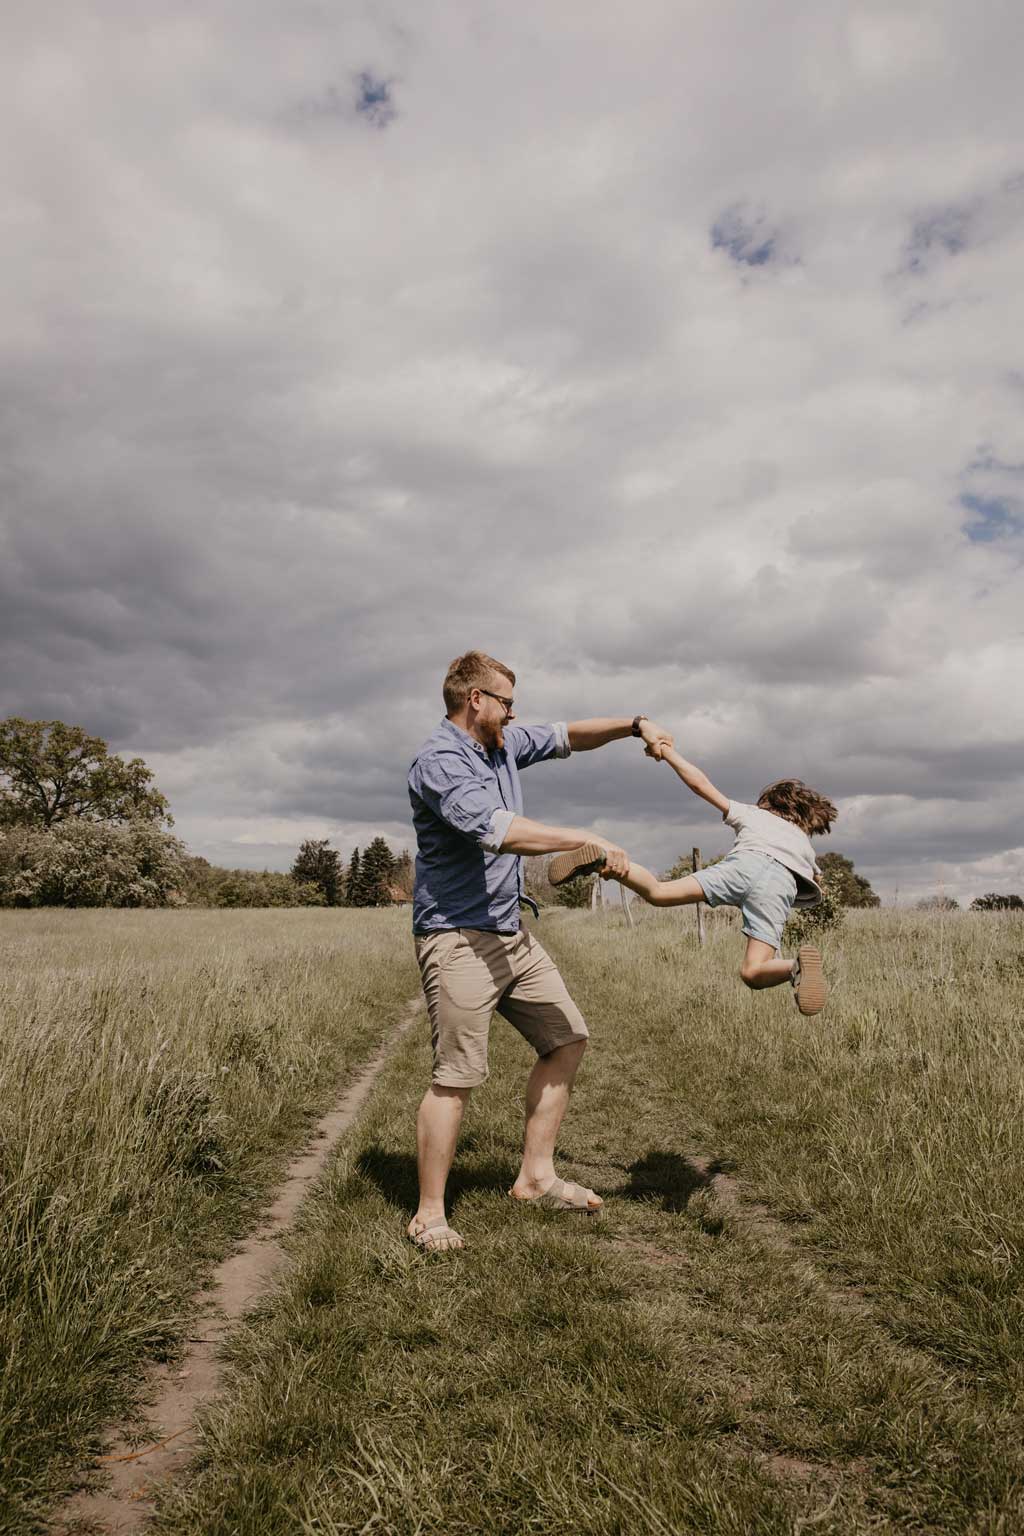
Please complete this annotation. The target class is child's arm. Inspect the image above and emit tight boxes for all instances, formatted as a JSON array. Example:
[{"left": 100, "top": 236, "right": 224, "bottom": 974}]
[{"left": 656, "top": 746, "right": 730, "bottom": 815}]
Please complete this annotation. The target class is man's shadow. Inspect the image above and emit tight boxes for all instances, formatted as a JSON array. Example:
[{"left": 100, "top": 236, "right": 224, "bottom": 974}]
[
  {"left": 356, "top": 1132, "right": 515, "bottom": 1214},
  {"left": 619, "top": 1150, "right": 731, "bottom": 1213},
  {"left": 357, "top": 1139, "right": 735, "bottom": 1219}
]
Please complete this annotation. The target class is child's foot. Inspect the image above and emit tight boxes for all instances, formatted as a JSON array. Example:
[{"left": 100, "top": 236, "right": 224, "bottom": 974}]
[
  {"left": 549, "top": 842, "right": 608, "bottom": 886},
  {"left": 792, "top": 945, "right": 827, "bottom": 1015}
]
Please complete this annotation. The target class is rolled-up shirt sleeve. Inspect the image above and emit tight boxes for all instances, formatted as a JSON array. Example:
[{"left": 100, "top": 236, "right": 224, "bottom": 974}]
[
  {"left": 410, "top": 750, "right": 509, "bottom": 848},
  {"left": 504, "top": 722, "right": 571, "bottom": 769},
  {"left": 482, "top": 807, "right": 516, "bottom": 852}
]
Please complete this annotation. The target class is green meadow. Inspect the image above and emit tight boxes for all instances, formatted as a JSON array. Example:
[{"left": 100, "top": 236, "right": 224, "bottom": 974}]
[
  {"left": 0, "top": 909, "right": 416, "bottom": 1535},
  {"left": 3, "top": 906, "right": 1023, "bottom": 1532}
]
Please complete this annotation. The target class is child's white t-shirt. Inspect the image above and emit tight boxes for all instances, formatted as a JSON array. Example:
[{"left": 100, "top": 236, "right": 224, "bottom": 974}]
[{"left": 723, "top": 802, "right": 821, "bottom": 908}]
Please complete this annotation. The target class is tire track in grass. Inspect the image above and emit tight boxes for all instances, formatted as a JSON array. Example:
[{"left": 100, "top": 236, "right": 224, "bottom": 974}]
[{"left": 58, "top": 998, "right": 424, "bottom": 1535}]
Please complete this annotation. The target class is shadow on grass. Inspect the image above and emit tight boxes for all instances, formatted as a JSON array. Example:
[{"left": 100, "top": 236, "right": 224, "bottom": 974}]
[
  {"left": 621, "top": 1150, "right": 719, "bottom": 1213},
  {"left": 356, "top": 1144, "right": 515, "bottom": 1214}
]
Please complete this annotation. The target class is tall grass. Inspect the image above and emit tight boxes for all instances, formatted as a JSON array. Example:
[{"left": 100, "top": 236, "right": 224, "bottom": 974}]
[
  {"left": 553, "top": 906, "right": 1024, "bottom": 1386},
  {"left": 150, "top": 905, "right": 1024, "bottom": 1535},
  {"left": 0, "top": 908, "right": 416, "bottom": 1535}
]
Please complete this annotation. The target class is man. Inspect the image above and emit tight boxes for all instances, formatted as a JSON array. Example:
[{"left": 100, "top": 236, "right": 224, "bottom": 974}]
[{"left": 407, "top": 650, "right": 672, "bottom": 1252}]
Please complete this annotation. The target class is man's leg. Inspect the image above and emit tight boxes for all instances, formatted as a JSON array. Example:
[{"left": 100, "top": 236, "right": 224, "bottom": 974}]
[
  {"left": 499, "top": 933, "right": 601, "bottom": 1210},
  {"left": 408, "top": 1084, "right": 471, "bottom": 1249},
  {"left": 410, "top": 929, "right": 509, "bottom": 1249},
  {"left": 509, "top": 1039, "right": 601, "bottom": 1206}
]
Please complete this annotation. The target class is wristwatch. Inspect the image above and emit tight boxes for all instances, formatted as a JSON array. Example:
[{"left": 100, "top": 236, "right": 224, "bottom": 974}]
[{"left": 631, "top": 714, "right": 648, "bottom": 737}]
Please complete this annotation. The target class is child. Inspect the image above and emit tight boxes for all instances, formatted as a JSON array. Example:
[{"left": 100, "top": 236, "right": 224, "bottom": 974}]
[{"left": 549, "top": 746, "right": 837, "bottom": 1015}]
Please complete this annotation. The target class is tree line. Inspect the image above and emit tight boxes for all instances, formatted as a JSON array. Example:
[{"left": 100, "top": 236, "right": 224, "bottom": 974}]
[
  {"left": 0, "top": 717, "right": 411, "bottom": 909},
  {"left": 1, "top": 717, "right": 1019, "bottom": 911}
]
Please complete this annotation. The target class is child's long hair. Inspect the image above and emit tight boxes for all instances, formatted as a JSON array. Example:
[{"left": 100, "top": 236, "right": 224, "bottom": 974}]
[{"left": 757, "top": 779, "right": 836, "bottom": 836}]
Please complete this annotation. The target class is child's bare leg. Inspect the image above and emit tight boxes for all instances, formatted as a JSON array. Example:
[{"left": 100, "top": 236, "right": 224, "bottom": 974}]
[
  {"left": 739, "top": 938, "right": 796, "bottom": 990},
  {"left": 604, "top": 864, "right": 705, "bottom": 908}
]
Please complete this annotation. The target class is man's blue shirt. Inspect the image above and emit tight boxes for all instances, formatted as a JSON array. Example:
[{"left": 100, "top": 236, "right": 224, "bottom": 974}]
[{"left": 408, "top": 718, "right": 570, "bottom": 934}]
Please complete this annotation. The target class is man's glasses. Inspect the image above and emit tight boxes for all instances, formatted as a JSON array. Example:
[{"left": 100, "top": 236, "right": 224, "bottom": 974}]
[{"left": 478, "top": 688, "right": 515, "bottom": 716}]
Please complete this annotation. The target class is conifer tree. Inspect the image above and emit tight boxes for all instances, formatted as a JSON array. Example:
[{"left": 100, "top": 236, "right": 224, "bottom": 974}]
[
  {"left": 345, "top": 847, "right": 364, "bottom": 906},
  {"left": 360, "top": 836, "right": 396, "bottom": 906}
]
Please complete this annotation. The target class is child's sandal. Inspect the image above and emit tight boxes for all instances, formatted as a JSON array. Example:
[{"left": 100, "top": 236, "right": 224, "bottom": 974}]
[{"left": 792, "top": 945, "right": 827, "bottom": 1015}]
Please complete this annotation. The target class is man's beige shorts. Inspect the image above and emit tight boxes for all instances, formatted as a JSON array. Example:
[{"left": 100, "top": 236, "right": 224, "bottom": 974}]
[{"left": 414, "top": 927, "right": 589, "bottom": 1088}]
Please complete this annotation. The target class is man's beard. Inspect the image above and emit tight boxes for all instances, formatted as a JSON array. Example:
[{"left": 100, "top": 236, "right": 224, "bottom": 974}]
[{"left": 478, "top": 718, "right": 504, "bottom": 753}]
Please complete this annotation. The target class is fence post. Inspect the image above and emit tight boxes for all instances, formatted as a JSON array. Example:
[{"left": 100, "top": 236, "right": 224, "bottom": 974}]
[
  {"left": 693, "top": 847, "right": 705, "bottom": 946},
  {"left": 621, "top": 882, "right": 634, "bottom": 927}
]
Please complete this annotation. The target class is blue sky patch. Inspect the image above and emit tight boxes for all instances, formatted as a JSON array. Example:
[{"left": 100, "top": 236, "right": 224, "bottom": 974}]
[
  {"left": 356, "top": 72, "right": 396, "bottom": 128},
  {"left": 711, "top": 205, "right": 777, "bottom": 266},
  {"left": 961, "top": 492, "right": 1024, "bottom": 542}
]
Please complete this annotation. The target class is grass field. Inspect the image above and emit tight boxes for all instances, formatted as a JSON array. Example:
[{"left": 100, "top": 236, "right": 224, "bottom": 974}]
[
  {"left": 0, "top": 908, "right": 417, "bottom": 1535},
  {"left": 4, "top": 906, "right": 1023, "bottom": 1533}
]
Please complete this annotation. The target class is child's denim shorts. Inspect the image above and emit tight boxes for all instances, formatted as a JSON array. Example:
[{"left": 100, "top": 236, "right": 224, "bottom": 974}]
[{"left": 693, "top": 850, "right": 797, "bottom": 951}]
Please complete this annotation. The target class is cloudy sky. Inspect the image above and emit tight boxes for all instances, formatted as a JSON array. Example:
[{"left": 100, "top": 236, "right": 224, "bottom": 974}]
[{"left": 3, "top": 1, "right": 1022, "bottom": 904}]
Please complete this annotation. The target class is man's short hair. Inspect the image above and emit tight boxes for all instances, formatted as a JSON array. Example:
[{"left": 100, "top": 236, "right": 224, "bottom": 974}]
[{"left": 443, "top": 651, "right": 516, "bottom": 714}]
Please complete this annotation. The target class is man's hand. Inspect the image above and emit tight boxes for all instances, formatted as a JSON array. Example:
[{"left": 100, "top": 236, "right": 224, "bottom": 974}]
[
  {"left": 639, "top": 719, "right": 673, "bottom": 761},
  {"left": 592, "top": 837, "right": 629, "bottom": 878}
]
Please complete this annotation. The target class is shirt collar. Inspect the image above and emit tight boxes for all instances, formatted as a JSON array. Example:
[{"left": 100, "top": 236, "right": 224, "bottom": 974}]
[{"left": 440, "top": 717, "right": 489, "bottom": 758}]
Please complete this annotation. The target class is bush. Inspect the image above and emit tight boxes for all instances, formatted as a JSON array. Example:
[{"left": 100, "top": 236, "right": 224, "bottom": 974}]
[
  {"left": 553, "top": 873, "right": 595, "bottom": 909},
  {"left": 175, "top": 858, "right": 325, "bottom": 908},
  {"left": 784, "top": 865, "right": 846, "bottom": 945},
  {"left": 0, "top": 819, "right": 185, "bottom": 908},
  {"left": 209, "top": 871, "right": 325, "bottom": 909}
]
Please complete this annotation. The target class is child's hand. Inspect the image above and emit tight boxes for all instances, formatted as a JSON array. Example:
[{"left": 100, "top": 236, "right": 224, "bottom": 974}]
[
  {"left": 599, "top": 862, "right": 628, "bottom": 880},
  {"left": 593, "top": 838, "right": 629, "bottom": 877},
  {"left": 638, "top": 720, "right": 673, "bottom": 760}
]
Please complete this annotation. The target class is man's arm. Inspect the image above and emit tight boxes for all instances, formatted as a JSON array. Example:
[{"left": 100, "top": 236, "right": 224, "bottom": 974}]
[
  {"left": 656, "top": 746, "right": 730, "bottom": 815},
  {"left": 567, "top": 717, "right": 673, "bottom": 754},
  {"left": 500, "top": 815, "right": 629, "bottom": 876}
]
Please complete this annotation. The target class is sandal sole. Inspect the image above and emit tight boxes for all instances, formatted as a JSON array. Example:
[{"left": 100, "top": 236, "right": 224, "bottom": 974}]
[
  {"left": 795, "top": 945, "right": 827, "bottom": 1015},
  {"left": 549, "top": 842, "right": 608, "bottom": 887}
]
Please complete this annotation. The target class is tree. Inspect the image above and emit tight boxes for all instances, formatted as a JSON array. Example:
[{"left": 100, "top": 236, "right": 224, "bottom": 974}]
[
  {"left": 916, "top": 894, "right": 960, "bottom": 911},
  {"left": 662, "top": 852, "right": 724, "bottom": 881},
  {"left": 291, "top": 838, "right": 343, "bottom": 906},
  {"left": 0, "top": 718, "right": 171, "bottom": 829},
  {"left": 817, "top": 852, "right": 879, "bottom": 908},
  {"left": 523, "top": 854, "right": 556, "bottom": 910},
  {"left": 971, "top": 893, "right": 1024, "bottom": 911},
  {"left": 391, "top": 849, "right": 414, "bottom": 902},
  {"left": 360, "top": 836, "right": 397, "bottom": 906},
  {"left": 345, "top": 847, "right": 365, "bottom": 906}
]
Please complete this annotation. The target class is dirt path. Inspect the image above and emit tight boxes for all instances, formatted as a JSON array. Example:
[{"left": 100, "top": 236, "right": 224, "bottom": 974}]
[{"left": 59, "top": 998, "right": 423, "bottom": 1535}]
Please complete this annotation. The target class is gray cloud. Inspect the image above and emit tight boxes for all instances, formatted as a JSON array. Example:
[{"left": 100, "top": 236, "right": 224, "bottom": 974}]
[{"left": 2, "top": 0, "right": 1023, "bottom": 906}]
